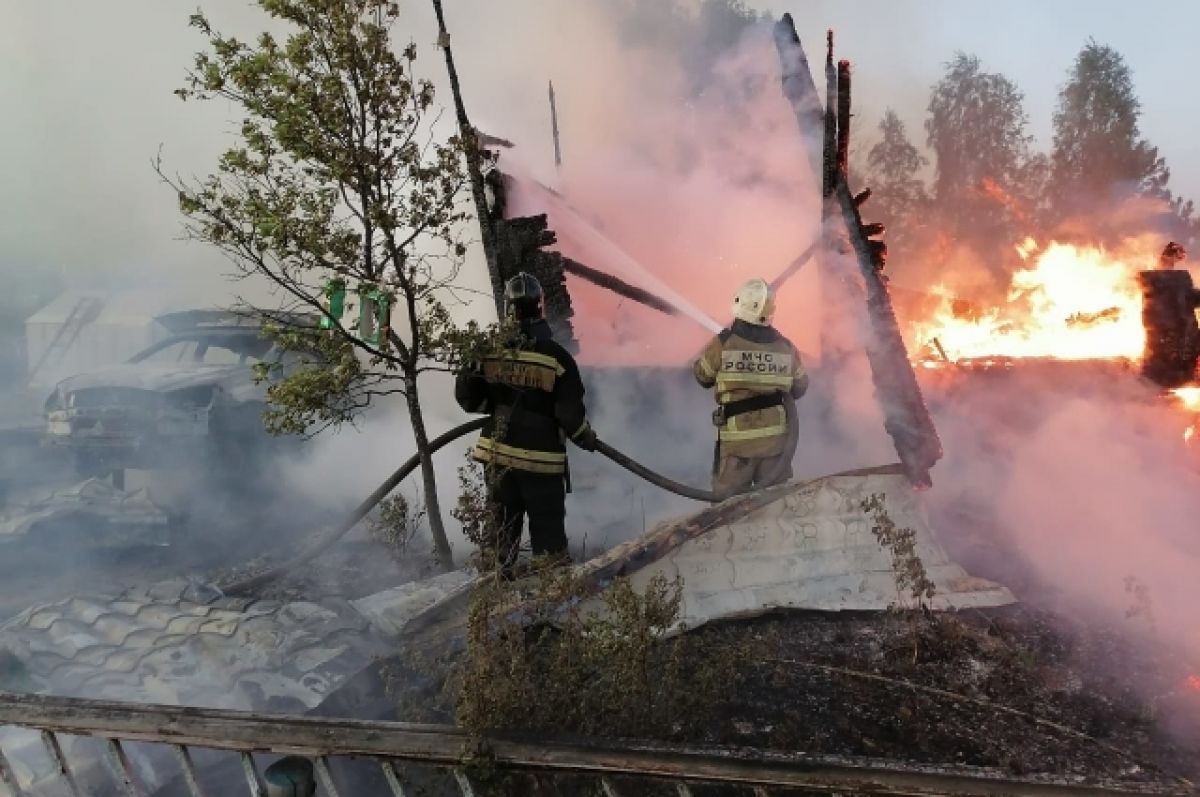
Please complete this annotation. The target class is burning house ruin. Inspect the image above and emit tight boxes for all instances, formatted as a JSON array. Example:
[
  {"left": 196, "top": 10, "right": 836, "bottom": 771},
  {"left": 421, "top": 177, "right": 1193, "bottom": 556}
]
[{"left": 1, "top": 4, "right": 1199, "bottom": 797}]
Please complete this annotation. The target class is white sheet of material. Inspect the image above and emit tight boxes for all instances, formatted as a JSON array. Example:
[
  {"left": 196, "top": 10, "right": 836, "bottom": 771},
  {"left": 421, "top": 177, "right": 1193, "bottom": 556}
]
[{"left": 583, "top": 469, "right": 1015, "bottom": 631}]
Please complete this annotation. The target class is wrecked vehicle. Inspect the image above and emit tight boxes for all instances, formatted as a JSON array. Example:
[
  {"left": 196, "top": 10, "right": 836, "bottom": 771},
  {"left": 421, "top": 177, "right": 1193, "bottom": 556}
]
[{"left": 42, "top": 311, "right": 314, "bottom": 480}]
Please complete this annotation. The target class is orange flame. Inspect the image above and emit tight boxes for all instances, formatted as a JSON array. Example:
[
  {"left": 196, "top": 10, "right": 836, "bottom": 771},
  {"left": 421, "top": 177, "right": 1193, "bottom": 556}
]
[
  {"left": 911, "top": 239, "right": 1155, "bottom": 363},
  {"left": 1172, "top": 387, "right": 1200, "bottom": 412},
  {"left": 1187, "top": 674, "right": 1200, "bottom": 692}
]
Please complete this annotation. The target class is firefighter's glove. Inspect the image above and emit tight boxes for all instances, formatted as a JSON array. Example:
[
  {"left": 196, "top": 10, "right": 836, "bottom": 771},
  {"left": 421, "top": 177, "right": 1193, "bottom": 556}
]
[{"left": 572, "top": 424, "right": 599, "bottom": 452}]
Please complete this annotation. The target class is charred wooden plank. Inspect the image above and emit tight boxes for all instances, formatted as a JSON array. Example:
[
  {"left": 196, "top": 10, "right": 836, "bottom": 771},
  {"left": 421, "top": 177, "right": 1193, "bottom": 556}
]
[
  {"left": 1139, "top": 269, "right": 1200, "bottom": 388},
  {"left": 772, "top": 15, "right": 942, "bottom": 486},
  {"left": 0, "top": 691, "right": 1184, "bottom": 795},
  {"left": 490, "top": 180, "right": 579, "bottom": 351},
  {"left": 772, "top": 14, "right": 825, "bottom": 182},
  {"left": 834, "top": 175, "right": 943, "bottom": 486},
  {"left": 836, "top": 59, "right": 851, "bottom": 179}
]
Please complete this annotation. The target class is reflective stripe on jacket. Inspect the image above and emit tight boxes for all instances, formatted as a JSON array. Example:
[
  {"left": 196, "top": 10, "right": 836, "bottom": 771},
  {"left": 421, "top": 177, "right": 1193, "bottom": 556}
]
[
  {"left": 694, "top": 319, "right": 807, "bottom": 458},
  {"left": 454, "top": 319, "right": 590, "bottom": 475}
]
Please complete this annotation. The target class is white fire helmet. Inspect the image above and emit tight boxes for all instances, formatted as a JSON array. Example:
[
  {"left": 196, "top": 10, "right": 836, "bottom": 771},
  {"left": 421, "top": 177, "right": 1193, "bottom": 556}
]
[{"left": 731, "top": 278, "right": 776, "bottom": 326}]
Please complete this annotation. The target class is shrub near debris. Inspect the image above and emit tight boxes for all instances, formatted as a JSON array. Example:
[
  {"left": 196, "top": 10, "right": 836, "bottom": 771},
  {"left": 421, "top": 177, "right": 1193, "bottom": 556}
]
[{"left": 455, "top": 566, "right": 742, "bottom": 741}]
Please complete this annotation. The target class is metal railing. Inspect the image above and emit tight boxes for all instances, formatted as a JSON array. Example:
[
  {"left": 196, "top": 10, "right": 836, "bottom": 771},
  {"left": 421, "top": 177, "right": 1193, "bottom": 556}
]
[{"left": 0, "top": 691, "right": 1188, "bottom": 796}]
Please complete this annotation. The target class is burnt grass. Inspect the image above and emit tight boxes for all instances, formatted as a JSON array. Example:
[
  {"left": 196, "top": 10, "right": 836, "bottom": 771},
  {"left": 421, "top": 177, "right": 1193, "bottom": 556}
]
[
  {"left": 299, "top": 490, "right": 1200, "bottom": 787},
  {"left": 372, "top": 598, "right": 1200, "bottom": 788},
  {"left": 689, "top": 605, "right": 1200, "bottom": 784}
]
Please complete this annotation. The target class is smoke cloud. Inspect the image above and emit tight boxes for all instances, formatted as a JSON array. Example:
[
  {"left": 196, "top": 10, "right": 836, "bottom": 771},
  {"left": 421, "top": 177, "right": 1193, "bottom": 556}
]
[
  {"left": 5, "top": 3, "right": 1199, "bottom": 717},
  {"left": 926, "top": 367, "right": 1200, "bottom": 655}
]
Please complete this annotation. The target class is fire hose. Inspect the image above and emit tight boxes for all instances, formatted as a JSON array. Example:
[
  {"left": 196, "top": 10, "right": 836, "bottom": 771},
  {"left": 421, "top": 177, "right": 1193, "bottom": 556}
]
[{"left": 222, "top": 399, "right": 798, "bottom": 595}]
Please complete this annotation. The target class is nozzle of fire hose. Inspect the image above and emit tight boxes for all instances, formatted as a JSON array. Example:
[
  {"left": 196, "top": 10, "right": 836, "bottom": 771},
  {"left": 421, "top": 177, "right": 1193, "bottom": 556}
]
[{"left": 861, "top": 222, "right": 886, "bottom": 238}]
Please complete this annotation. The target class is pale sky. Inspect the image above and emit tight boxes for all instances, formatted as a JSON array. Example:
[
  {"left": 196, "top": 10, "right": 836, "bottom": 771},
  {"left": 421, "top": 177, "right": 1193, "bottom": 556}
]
[
  {"left": 2, "top": 0, "right": 1197, "bottom": 290},
  {"left": 773, "top": 0, "right": 1200, "bottom": 196}
]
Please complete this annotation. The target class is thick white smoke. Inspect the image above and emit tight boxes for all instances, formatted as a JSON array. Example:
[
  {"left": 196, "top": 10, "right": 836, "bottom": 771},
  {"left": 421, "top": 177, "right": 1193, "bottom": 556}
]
[{"left": 8, "top": 3, "right": 1200, "bottom": 684}]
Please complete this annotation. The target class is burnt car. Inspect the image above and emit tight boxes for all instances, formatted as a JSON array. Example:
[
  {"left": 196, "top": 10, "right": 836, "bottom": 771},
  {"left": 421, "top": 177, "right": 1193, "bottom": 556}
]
[{"left": 43, "top": 311, "right": 314, "bottom": 479}]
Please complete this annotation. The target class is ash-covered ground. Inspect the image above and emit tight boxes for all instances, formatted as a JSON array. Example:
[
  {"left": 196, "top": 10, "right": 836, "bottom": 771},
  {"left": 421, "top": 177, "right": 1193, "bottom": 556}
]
[
  {"left": 372, "top": 580, "right": 1200, "bottom": 790},
  {"left": 4, "top": 363, "right": 1199, "bottom": 794}
]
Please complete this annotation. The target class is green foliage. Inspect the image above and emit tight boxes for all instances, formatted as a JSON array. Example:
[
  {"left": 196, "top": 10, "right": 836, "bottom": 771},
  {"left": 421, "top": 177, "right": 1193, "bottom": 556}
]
[
  {"left": 1048, "top": 40, "right": 1199, "bottom": 245},
  {"left": 455, "top": 568, "right": 740, "bottom": 740},
  {"left": 369, "top": 492, "right": 426, "bottom": 555},
  {"left": 1051, "top": 41, "right": 1167, "bottom": 208},
  {"left": 165, "top": 0, "right": 498, "bottom": 434},
  {"left": 860, "top": 493, "right": 936, "bottom": 610},
  {"left": 452, "top": 454, "right": 495, "bottom": 551},
  {"left": 926, "top": 53, "right": 1033, "bottom": 206},
  {"left": 866, "top": 109, "right": 929, "bottom": 257},
  {"left": 924, "top": 53, "right": 1041, "bottom": 280},
  {"left": 252, "top": 323, "right": 365, "bottom": 435},
  {"left": 868, "top": 110, "right": 929, "bottom": 205},
  {"left": 166, "top": 0, "right": 507, "bottom": 569}
]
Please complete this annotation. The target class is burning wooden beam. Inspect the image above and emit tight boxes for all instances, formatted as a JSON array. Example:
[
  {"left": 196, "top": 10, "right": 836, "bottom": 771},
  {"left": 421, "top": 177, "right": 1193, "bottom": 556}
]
[
  {"left": 772, "top": 15, "right": 943, "bottom": 487},
  {"left": 1139, "top": 267, "right": 1200, "bottom": 388}
]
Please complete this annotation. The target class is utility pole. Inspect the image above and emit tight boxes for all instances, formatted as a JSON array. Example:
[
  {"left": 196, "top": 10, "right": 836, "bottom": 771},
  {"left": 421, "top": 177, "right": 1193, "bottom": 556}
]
[{"left": 548, "top": 81, "right": 563, "bottom": 170}]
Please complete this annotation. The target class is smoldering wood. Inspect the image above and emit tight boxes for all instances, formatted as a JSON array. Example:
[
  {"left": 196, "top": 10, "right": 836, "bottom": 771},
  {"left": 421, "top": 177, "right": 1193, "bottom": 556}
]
[
  {"left": 820, "top": 33, "right": 840, "bottom": 199},
  {"left": 771, "top": 14, "right": 825, "bottom": 182},
  {"left": 490, "top": 172, "right": 722, "bottom": 341},
  {"left": 487, "top": 173, "right": 579, "bottom": 350},
  {"left": 823, "top": 32, "right": 838, "bottom": 198},
  {"left": 1138, "top": 269, "right": 1200, "bottom": 387},
  {"left": 0, "top": 691, "right": 1180, "bottom": 795},
  {"left": 834, "top": 175, "right": 943, "bottom": 486},
  {"left": 772, "top": 14, "right": 943, "bottom": 487},
  {"left": 836, "top": 60, "right": 851, "bottom": 179},
  {"left": 490, "top": 209, "right": 580, "bottom": 351}
]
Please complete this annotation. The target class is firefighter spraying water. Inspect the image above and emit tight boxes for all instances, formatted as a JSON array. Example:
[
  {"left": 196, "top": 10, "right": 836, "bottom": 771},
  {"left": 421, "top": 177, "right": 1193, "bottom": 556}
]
[{"left": 694, "top": 278, "right": 808, "bottom": 497}]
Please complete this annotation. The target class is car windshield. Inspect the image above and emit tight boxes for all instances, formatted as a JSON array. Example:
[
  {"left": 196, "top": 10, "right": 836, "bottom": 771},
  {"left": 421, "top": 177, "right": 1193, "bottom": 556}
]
[{"left": 134, "top": 334, "right": 273, "bottom": 365}]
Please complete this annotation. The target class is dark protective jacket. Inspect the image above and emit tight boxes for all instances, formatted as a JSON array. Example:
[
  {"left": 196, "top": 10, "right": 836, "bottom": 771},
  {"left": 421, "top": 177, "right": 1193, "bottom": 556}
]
[
  {"left": 455, "top": 319, "right": 591, "bottom": 475},
  {"left": 693, "top": 319, "right": 808, "bottom": 459}
]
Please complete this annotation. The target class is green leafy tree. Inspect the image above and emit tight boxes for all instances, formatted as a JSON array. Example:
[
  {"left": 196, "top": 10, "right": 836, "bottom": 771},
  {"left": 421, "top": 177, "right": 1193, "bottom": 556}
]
[
  {"left": 927, "top": 53, "right": 1033, "bottom": 204},
  {"left": 162, "top": 0, "right": 498, "bottom": 571},
  {"left": 1050, "top": 41, "right": 1168, "bottom": 214},
  {"left": 865, "top": 109, "right": 929, "bottom": 258},
  {"left": 926, "top": 53, "right": 1036, "bottom": 277}
]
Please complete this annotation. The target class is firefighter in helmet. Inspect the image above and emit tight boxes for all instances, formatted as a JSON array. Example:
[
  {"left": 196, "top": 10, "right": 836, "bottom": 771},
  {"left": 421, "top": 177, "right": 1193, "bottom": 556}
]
[
  {"left": 455, "top": 272, "right": 597, "bottom": 571},
  {"left": 694, "top": 278, "right": 808, "bottom": 496}
]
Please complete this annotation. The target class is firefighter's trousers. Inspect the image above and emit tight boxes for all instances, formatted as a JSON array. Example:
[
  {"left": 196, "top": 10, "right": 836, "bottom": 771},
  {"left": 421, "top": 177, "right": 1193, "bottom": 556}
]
[
  {"left": 487, "top": 468, "right": 568, "bottom": 566},
  {"left": 713, "top": 451, "right": 793, "bottom": 496}
]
